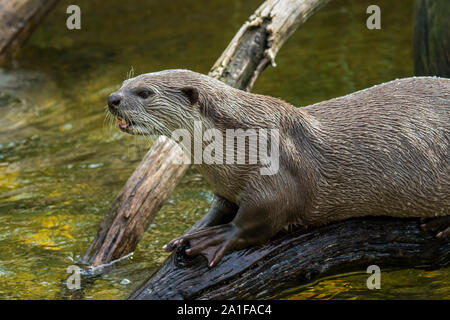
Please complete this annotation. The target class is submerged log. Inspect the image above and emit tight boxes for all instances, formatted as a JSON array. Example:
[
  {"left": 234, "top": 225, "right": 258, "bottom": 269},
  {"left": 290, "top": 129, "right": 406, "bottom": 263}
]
[
  {"left": 82, "top": 0, "right": 331, "bottom": 268},
  {"left": 129, "top": 218, "right": 449, "bottom": 300},
  {"left": 0, "top": 0, "right": 60, "bottom": 64}
]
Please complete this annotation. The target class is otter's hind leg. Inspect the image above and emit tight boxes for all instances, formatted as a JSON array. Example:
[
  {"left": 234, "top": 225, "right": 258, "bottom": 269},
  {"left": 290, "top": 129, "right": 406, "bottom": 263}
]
[
  {"left": 421, "top": 216, "right": 450, "bottom": 238},
  {"left": 163, "top": 195, "right": 238, "bottom": 252}
]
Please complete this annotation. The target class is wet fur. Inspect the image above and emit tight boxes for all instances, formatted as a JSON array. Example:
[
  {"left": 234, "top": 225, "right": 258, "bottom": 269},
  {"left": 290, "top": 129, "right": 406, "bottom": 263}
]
[{"left": 110, "top": 70, "right": 449, "bottom": 264}]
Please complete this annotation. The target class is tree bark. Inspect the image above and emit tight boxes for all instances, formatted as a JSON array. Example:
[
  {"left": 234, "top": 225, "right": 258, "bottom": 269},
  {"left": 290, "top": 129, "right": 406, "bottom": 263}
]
[
  {"left": 129, "top": 218, "right": 449, "bottom": 300},
  {"left": 0, "top": 0, "right": 60, "bottom": 64},
  {"left": 81, "top": 0, "right": 331, "bottom": 268}
]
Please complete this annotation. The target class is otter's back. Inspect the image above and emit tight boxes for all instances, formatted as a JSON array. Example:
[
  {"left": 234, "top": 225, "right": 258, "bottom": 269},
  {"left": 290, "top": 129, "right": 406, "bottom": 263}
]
[{"left": 303, "top": 77, "right": 449, "bottom": 223}]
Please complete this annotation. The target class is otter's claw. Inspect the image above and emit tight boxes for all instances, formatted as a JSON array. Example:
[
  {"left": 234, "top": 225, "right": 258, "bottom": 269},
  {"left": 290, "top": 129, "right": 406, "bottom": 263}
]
[
  {"left": 421, "top": 216, "right": 450, "bottom": 239},
  {"left": 436, "top": 227, "right": 450, "bottom": 238},
  {"left": 168, "top": 224, "right": 239, "bottom": 267},
  {"left": 163, "top": 239, "right": 181, "bottom": 252}
]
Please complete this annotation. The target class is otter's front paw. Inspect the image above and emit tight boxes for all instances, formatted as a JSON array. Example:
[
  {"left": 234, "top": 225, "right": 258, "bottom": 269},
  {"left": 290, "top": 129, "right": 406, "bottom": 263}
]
[
  {"left": 175, "top": 223, "right": 239, "bottom": 267},
  {"left": 437, "top": 227, "right": 450, "bottom": 238},
  {"left": 421, "top": 216, "right": 450, "bottom": 238}
]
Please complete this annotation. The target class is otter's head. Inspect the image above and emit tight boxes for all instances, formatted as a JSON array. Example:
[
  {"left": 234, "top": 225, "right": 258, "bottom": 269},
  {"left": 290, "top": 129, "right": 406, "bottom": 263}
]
[{"left": 107, "top": 69, "right": 212, "bottom": 136}]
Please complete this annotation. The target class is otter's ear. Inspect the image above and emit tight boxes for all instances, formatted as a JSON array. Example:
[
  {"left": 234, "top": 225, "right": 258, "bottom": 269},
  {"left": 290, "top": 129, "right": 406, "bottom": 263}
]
[{"left": 180, "top": 87, "right": 199, "bottom": 105}]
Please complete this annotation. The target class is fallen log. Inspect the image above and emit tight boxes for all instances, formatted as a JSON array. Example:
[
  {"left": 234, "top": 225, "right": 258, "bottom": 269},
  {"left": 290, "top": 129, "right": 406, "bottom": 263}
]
[
  {"left": 81, "top": 0, "right": 331, "bottom": 268},
  {"left": 0, "top": 0, "right": 60, "bottom": 64},
  {"left": 129, "top": 218, "right": 449, "bottom": 300}
]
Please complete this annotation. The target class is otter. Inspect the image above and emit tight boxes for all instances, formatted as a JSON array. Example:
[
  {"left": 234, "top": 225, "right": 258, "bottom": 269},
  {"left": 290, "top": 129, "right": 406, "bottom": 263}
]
[{"left": 107, "top": 70, "right": 449, "bottom": 267}]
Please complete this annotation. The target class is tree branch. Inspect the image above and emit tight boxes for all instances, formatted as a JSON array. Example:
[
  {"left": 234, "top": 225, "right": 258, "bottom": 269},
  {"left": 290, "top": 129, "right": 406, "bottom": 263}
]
[{"left": 0, "top": 0, "right": 60, "bottom": 64}]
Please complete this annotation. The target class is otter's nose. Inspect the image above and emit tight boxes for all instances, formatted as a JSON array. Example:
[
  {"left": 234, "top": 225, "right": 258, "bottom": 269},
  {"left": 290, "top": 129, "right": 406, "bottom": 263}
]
[{"left": 108, "top": 93, "right": 121, "bottom": 109}]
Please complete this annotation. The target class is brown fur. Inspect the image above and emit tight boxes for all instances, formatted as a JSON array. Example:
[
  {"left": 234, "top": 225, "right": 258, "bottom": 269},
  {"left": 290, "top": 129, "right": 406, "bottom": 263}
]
[{"left": 108, "top": 70, "right": 449, "bottom": 266}]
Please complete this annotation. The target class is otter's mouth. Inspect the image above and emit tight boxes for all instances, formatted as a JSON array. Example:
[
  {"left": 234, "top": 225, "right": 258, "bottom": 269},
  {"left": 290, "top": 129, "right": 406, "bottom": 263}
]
[
  {"left": 117, "top": 116, "right": 132, "bottom": 130},
  {"left": 110, "top": 112, "right": 146, "bottom": 135}
]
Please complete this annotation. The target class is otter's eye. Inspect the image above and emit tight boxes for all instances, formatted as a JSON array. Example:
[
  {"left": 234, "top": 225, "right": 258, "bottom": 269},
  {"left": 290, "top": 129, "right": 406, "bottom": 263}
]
[{"left": 137, "top": 89, "right": 153, "bottom": 99}]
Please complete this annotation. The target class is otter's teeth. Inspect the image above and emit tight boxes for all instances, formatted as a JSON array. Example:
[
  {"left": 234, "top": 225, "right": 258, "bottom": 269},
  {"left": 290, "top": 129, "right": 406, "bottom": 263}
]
[{"left": 117, "top": 117, "right": 130, "bottom": 128}]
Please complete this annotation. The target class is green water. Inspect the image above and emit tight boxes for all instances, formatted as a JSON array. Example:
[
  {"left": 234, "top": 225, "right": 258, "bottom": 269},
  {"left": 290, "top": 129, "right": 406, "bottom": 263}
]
[{"left": 0, "top": 0, "right": 448, "bottom": 299}]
